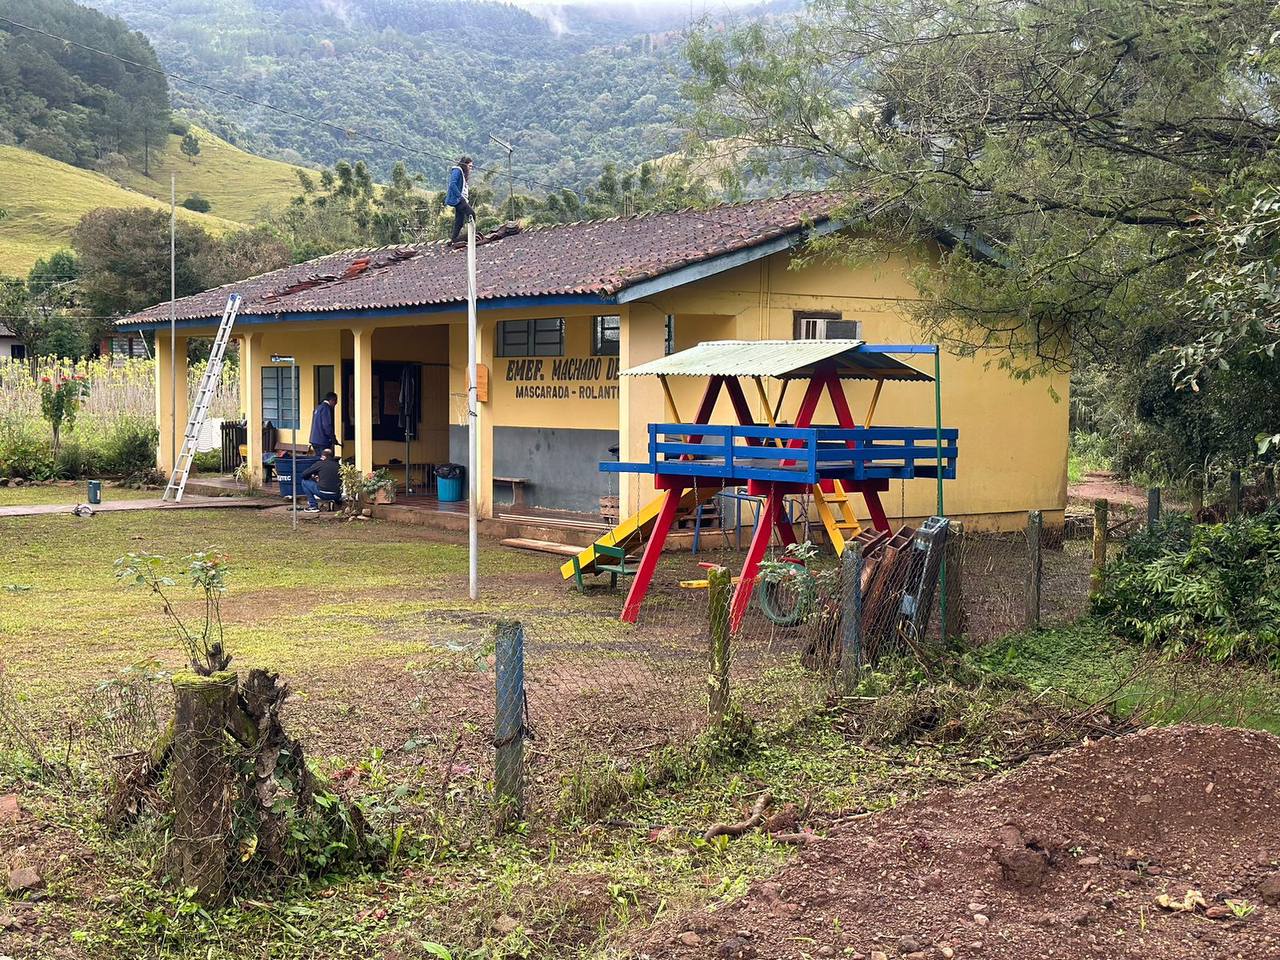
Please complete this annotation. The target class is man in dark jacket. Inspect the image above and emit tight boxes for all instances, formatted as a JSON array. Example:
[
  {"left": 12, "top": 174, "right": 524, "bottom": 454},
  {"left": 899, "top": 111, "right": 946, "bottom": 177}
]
[
  {"left": 310, "top": 391, "right": 338, "bottom": 453},
  {"left": 300, "top": 448, "right": 342, "bottom": 512},
  {"left": 446, "top": 156, "right": 475, "bottom": 244}
]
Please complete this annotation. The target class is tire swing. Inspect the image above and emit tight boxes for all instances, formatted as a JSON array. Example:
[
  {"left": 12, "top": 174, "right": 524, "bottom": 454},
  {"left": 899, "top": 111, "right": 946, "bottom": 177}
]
[{"left": 753, "top": 555, "right": 817, "bottom": 628}]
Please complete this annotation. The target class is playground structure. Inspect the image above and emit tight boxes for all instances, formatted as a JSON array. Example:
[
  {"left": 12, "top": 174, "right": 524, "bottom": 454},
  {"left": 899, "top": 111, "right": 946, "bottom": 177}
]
[{"left": 561, "top": 341, "right": 959, "bottom": 630}]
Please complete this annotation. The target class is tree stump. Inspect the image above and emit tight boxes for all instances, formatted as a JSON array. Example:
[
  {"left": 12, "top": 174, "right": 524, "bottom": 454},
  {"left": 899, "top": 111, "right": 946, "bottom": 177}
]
[{"left": 170, "top": 671, "right": 236, "bottom": 905}]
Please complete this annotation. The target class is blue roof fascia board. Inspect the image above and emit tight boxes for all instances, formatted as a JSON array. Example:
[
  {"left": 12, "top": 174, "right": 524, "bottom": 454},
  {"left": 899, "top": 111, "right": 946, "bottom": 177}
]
[
  {"left": 858, "top": 344, "right": 939, "bottom": 356},
  {"left": 937, "top": 224, "right": 1004, "bottom": 265},
  {"left": 615, "top": 218, "right": 846, "bottom": 305},
  {"left": 129, "top": 292, "right": 616, "bottom": 331}
]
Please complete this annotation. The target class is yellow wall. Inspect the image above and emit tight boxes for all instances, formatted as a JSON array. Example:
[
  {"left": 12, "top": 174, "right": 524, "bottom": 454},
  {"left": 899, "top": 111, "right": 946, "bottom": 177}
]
[
  {"left": 614, "top": 247, "right": 1069, "bottom": 529},
  {"left": 448, "top": 312, "right": 622, "bottom": 431},
  {"left": 163, "top": 235, "right": 1068, "bottom": 528}
]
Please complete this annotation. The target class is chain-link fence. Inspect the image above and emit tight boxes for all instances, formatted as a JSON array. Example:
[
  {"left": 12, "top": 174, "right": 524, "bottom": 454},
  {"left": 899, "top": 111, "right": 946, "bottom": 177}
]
[{"left": 79, "top": 506, "right": 1104, "bottom": 905}]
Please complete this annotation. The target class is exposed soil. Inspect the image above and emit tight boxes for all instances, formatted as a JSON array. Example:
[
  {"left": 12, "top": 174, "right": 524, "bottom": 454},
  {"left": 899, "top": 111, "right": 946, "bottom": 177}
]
[{"left": 632, "top": 725, "right": 1280, "bottom": 960}]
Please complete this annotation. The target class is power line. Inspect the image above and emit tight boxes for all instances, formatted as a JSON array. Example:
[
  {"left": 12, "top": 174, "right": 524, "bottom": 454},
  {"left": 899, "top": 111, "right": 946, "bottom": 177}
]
[
  {"left": 0, "top": 14, "right": 805, "bottom": 236},
  {"left": 0, "top": 13, "right": 590, "bottom": 199}
]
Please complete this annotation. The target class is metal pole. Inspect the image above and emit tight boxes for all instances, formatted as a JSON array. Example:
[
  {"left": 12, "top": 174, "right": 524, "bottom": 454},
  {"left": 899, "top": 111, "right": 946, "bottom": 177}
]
[
  {"left": 467, "top": 218, "right": 479, "bottom": 601},
  {"left": 933, "top": 347, "right": 946, "bottom": 635},
  {"left": 933, "top": 348, "right": 944, "bottom": 517},
  {"left": 291, "top": 356, "right": 297, "bottom": 531},
  {"left": 169, "top": 173, "right": 176, "bottom": 476}
]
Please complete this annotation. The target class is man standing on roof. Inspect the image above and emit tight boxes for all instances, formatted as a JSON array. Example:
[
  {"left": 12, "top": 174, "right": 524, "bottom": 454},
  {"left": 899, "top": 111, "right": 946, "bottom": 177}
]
[{"left": 446, "top": 155, "right": 475, "bottom": 244}]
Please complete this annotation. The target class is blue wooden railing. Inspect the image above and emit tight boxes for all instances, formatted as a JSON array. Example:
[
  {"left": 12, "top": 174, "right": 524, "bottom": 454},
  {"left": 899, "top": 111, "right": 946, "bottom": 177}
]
[{"left": 601, "top": 423, "right": 959, "bottom": 484}]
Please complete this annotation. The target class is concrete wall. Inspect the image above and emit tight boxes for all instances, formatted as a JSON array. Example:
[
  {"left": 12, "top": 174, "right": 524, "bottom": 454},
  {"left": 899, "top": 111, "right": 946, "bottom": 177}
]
[{"left": 451, "top": 424, "right": 618, "bottom": 514}]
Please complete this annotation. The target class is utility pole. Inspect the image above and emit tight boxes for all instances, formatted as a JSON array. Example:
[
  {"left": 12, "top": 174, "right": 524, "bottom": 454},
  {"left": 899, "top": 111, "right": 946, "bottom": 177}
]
[
  {"left": 489, "top": 134, "right": 514, "bottom": 221},
  {"left": 169, "top": 172, "right": 177, "bottom": 477},
  {"left": 467, "top": 218, "right": 479, "bottom": 601}
]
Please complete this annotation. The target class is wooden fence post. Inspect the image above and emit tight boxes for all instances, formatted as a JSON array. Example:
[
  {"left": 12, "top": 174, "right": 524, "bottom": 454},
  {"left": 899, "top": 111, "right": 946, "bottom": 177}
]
[
  {"left": 170, "top": 670, "right": 236, "bottom": 905},
  {"left": 1025, "top": 510, "right": 1042, "bottom": 630},
  {"left": 1228, "top": 470, "right": 1242, "bottom": 519},
  {"left": 942, "top": 521, "right": 967, "bottom": 642},
  {"left": 494, "top": 619, "right": 525, "bottom": 819},
  {"left": 1091, "top": 499, "right": 1109, "bottom": 592},
  {"left": 839, "top": 542, "right": 864, "bottom": 692},
  {"left": 1190, "top": 476, "right": 1204, "bottom": 519},
  {"left": 1147, "top": 488, "right": 1161, "bottom": 529},
  {"left": 707, "top": 565, "right": 732, "bottom": 722}
]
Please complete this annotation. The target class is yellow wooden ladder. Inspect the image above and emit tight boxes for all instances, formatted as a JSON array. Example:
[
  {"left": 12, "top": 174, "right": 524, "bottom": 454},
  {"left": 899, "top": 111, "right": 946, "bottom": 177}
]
[{"left": 814, "top": 481, "right": 862, "bottom": 555}]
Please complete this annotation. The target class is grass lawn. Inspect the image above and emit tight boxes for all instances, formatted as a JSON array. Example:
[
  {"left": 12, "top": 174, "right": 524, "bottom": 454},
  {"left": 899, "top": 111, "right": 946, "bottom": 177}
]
[
  {"left": 0, "top": 505, "right": 987, "bottom": 959},
  {"left": 0, "top": 506, "right": 1276, "bottom": 959},
  {"left": 0, "top": 484, "right": 158, "bottom": 508}
]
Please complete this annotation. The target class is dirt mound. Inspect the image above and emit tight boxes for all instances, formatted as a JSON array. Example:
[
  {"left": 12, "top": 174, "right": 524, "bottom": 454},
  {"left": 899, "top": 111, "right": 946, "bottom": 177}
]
[{"left": 633, "top": 725, "right": 1280, "bottom": 960}]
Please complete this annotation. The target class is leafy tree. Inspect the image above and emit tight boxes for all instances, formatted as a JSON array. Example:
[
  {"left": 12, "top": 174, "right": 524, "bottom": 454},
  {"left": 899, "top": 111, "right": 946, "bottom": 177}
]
[
  {"left": 80, "top": 0, "right": 688, "bottom": 185},
  {"left": 180, "top": 131, "right": 201, "bottom": 163},
  {"left": 0, "top": 0, "right": 170, "bottom": 169},
  {"left": 685, "top": 0, "right": 1280, "bottom": 482},
  {"left": 71, "top": 208, "right": 214, "bottom": 318},
  {"left": 181, "top": 194, "right": 212, "bottom": 213},
  {"left": 0, "top": 266, "right": 88, "bottom": 366},
  {"left": 72, "top": 207, "right": 293, "bottom": 318}
]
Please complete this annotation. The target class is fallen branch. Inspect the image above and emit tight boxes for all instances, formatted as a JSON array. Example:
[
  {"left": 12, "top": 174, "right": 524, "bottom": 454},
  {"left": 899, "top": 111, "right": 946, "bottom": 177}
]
[{"left": 704, "top": 791, "right": 773, "bottom": 843}]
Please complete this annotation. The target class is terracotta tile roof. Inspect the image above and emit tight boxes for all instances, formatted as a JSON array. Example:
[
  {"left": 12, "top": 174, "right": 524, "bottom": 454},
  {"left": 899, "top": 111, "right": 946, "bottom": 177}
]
[{"left": 120, "top": 192, "right": 842, "bottom": 326}]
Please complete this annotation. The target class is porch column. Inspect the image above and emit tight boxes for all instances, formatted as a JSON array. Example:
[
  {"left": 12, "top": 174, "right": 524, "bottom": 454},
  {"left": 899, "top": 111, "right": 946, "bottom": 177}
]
[
  {"left": 476, "top": 318, "right": 495, "bottom": 519},
  {"left": 353, "top": 326, "right": 375, "bottom": 474},
  {"left": 154, "top": 333, "right": 189, "bottom": 476},
  {"left": 242, "top": 332, "right": 265, "bottom": 484},
  {"left": 619, "top": 304, "right": 667, "bottom": 517}
]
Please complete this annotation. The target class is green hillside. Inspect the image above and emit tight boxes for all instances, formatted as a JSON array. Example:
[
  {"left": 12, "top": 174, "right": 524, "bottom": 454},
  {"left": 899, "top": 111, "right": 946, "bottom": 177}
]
[
  {"left": 113, "top": 124, "right": 309, "bottom": 222},
  {"left": 0, "top": 145, "right": 242, "bottom": 275}
]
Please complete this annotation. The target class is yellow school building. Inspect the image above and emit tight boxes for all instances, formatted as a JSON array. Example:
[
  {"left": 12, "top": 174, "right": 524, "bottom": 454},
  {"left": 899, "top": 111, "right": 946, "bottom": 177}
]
[{"left": 122, "top": 193, "right": 1068, "bottom": 532}]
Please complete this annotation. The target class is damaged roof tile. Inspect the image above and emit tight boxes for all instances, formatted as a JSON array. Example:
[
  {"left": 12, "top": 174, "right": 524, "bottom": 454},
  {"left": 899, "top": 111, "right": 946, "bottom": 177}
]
[{"left": 121, "top": 192, "right": 843, "bottom": 326}]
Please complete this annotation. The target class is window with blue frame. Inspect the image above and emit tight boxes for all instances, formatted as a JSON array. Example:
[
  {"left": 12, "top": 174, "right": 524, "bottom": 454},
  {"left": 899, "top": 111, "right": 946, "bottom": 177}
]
[{"left": 261, "top": 366, "right": 300, "bottom": 429}]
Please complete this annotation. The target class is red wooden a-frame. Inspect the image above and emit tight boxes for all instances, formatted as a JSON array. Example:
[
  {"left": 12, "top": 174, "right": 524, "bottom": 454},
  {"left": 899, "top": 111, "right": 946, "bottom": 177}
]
[{"left": 620, "top": 362, "right": 890, "bottom": 630}]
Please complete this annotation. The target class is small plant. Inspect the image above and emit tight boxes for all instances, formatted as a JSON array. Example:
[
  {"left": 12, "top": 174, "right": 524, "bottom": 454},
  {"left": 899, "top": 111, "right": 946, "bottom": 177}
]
[
  {"left": 1227, "top": 898, "right": 1256, "bottom": 919},
  {"left": 38, "top": 370, "right": 90, "bottom": 457},
  {"left": 362, "top": 467, "right": 397, "bottom": 502},
  {"left": 114, "top": 551, "right": 232, "bottom": 675},
  {"left": 231, "top": 460, "right": 257, "bottom": 493}
]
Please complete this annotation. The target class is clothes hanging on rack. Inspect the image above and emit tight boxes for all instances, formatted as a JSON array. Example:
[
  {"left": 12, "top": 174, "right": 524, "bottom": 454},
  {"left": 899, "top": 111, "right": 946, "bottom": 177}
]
[{"left": 398, "top": 364, "right": 421, "bottom": 494}]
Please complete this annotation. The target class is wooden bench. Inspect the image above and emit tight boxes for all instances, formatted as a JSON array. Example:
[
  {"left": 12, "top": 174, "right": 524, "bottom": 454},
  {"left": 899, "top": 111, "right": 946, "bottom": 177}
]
[{"left": 494, "top": 475, "right": 531, "bottom": 506}]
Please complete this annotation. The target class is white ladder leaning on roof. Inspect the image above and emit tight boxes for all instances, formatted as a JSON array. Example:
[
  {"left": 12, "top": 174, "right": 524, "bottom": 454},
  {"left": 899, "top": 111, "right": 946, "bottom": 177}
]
[{"left": 162, "top": 293, "right": 242, "bottom": 502}]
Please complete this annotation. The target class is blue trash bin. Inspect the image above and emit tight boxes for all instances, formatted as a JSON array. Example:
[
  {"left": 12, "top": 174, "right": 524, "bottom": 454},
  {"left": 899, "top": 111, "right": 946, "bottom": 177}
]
[
  {"left": 436, "top": 463, "right": 465, "bottom": 502},
  {"left": 87, "top": 479, "right": 101, "bottom": 504},
  {"left": 276, "top": 456, "right": 320, "bottom": 499}
]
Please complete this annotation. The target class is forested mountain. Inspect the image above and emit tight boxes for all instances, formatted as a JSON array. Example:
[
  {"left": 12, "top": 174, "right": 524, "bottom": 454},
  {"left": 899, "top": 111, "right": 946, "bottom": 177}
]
[
  {"left": 0, "top": 0, "right": 170, "bottom": 169},
  {"left": 77, "top": 0, "right": 705, "bottom": 187}
]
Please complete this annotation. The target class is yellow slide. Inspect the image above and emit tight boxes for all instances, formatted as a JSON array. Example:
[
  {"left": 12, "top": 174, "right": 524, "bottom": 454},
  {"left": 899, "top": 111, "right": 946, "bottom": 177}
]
[{"left": 560, "top": 486, "right": 721, "bottom": 579}]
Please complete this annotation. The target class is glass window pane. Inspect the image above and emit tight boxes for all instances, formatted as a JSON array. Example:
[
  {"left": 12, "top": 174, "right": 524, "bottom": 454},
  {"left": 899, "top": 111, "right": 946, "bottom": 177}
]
[{"left": 593, "top": 315, "right": 620, "bottom": 356}]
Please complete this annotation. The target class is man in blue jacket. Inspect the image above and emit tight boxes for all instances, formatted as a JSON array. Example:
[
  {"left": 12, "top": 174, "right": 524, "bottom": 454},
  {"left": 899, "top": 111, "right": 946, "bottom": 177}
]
[
  {"left": 309, "top": 391, "right": 338, "bottom": 454},
  {"left": 447, "top": 155, "right": 475, "bottom": 243}
]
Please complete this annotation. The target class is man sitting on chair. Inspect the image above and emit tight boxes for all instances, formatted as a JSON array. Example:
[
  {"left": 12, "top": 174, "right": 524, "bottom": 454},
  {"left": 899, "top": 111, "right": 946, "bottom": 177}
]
[{"left": 300, "top": 448, "right": 342, "bottom": 513}]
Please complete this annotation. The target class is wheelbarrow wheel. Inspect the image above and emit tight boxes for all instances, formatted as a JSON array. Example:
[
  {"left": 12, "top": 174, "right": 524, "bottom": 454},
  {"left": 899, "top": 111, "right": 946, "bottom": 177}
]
[{"left": 754, "top": 568, "right": 817, "bottom": 628}]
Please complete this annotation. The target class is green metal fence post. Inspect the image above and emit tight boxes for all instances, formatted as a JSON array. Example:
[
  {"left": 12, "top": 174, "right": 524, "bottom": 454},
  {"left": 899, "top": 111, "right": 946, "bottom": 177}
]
[{"left": 494, "top": 619, "right": 525, "bottom": 820}]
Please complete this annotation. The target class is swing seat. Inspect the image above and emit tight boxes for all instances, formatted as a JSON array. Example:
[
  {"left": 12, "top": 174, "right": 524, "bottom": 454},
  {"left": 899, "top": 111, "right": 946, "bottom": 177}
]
[{"left": 570, "top": 543, "right": 640, "bottom": 593}]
